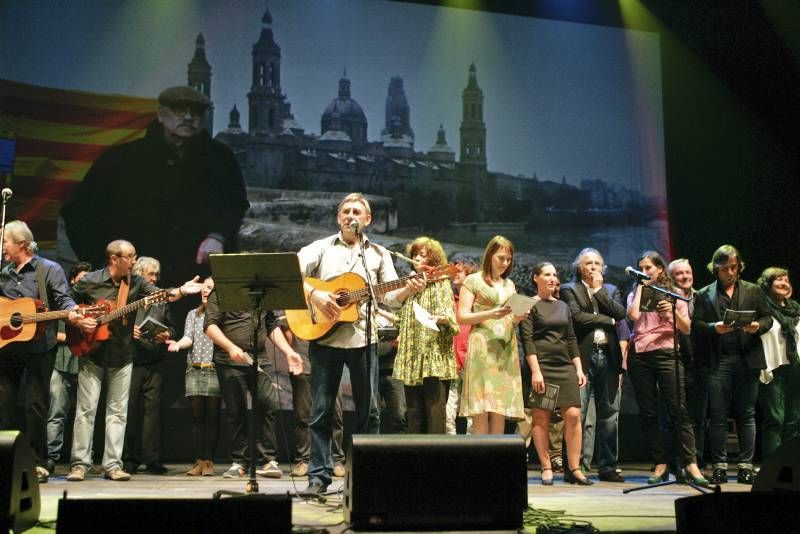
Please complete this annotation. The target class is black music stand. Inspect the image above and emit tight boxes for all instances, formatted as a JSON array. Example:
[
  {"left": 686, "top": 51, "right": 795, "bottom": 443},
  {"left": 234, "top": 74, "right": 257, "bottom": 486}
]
[{"left": 208, "top": 253, "right": 306, "bottom": 495}]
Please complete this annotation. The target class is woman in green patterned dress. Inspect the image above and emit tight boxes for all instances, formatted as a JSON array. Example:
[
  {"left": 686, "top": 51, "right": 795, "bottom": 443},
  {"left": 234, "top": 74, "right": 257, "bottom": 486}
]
[
  {"left": 458, "top": 235, "right": 529, "bottom": 434},
  {"left": 393, "top": 237, "right": 459, "bottom": 433}
]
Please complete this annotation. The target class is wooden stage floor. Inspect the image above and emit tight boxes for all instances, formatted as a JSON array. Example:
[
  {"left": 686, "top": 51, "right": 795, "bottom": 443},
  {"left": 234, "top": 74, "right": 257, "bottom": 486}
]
[{"left": 26, "top": 463, "right": 751, "bottom": 533}]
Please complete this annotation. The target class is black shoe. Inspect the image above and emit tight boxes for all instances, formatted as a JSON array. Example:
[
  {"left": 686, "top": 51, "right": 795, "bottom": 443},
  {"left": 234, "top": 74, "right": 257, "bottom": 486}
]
[
  {"left": 123, "top": 462, "right": 139, "bottom": 475},
  {"left": 598, "top": 470, "right": 625, "bottom": 483},
  {"left": 564, "top": 467, "right": 594, "bottom": 486},
  {"left": 300, "top": 480, "right": 328, "bottom": 497},
  {"left": 145, "top": 462, "right": 168, "bottom": 475},
  {"left": 737, "top": 467, "right": 755, "bottom": 485},
  {"left": 710, "top": 468, "right": 727, "bottom": 484}
]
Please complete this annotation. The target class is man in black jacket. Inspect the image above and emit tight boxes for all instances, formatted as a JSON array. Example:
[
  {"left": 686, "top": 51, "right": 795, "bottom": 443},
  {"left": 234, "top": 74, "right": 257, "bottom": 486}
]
[
  {"left": 122, "top": 256, "right": 175, "bottom": 475},
  {"left": 61, "top": 86, "right": 249, "bottom": 290},
  {"left": 560, "top": 248, "right": 627, "bottom": 482},
  {"left": 693, "top": 245, "right": 772, "bottom": 485}
]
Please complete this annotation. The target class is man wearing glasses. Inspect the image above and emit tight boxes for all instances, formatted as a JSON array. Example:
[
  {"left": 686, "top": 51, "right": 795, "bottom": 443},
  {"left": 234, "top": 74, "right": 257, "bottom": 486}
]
[
  {"left": 61, "top": 86, "right": 249, "bottom": 294},
  {"left": 66, "top": 240, "right": 202, "bottom": 481}
]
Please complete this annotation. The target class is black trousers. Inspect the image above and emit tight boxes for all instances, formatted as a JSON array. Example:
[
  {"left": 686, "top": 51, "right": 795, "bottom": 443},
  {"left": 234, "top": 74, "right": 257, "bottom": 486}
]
[
  {"left": 628, "top": 349, "right": 697, "bottom": 466},
  {"left": 378, "top": 369, "right": 407, "bottom": 434},
  {"left": 217, "top": 362, "right": 278, "bottom": 469},
  {"left": 122, "top": 362, "right": 163, "bottom": 466},
  {"left": 405, "top": 378, "right": 448, "bottom": 434},
  {"left": 0, "top": 347, "right": 55, "bottom": 467}
]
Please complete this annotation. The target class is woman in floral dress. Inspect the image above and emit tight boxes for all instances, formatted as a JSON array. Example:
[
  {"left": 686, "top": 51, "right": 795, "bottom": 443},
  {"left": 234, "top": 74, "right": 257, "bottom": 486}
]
[
  {"left": 393, "top": 237, "right": 459, "bottom": 433},
  {"left": 458, "top": 235, "right": 528, "bottom": 434}
]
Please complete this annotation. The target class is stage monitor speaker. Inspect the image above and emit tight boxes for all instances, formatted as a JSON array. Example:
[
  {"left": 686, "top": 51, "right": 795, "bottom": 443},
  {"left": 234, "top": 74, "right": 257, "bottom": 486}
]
[
  {"left": 0, "top": 430, "right": 40, "bottom": 533},
  {"left": 344, "top": 434, "right": 527, "bottom": 531},
  {"left": 753, "top": 436, "right": 800, "bottom": 492},
  {"left": 675, "top": 492, "right": 798, "bottom": 533},
  {"left": 56, "top": 494, "right": 291, "bottom": 534}
]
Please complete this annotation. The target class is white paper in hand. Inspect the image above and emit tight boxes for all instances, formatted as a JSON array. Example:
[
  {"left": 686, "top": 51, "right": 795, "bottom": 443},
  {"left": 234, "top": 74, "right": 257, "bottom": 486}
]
[
  {"left": 505, "top": 293, "right": 536, "bottom": 315},
  {"left": 413, "top": 301, "right": 440, "bottom": 331}
]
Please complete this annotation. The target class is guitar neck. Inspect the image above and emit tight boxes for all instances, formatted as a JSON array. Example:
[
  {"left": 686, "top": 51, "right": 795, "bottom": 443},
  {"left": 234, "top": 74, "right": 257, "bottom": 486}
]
[
  {"left": 99, "top": 294, "right": 161, "bottom": 325},
  {"left": 24, "top": 309, "right": 71, "bottom": 324},
  {"left": 349, "top": 272, "right": 424, "bottom": 302}
]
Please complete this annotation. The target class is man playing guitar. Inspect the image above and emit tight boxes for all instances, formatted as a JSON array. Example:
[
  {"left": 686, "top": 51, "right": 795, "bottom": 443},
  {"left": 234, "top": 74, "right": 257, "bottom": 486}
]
[
  {"left": 296, "top": 193, "right": 424, "bottom": 497},
  {"left": 67, "top": 239, "right": 204, "bottom": 482},
  {"left": 0, "top": 220, "right": 82, "bottom": 484}
]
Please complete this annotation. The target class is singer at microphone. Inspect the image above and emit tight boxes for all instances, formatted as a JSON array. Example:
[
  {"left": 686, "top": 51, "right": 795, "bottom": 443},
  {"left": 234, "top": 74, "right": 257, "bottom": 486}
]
[{"left": 625, "top": 266, "right": 651, "bottom": 281}]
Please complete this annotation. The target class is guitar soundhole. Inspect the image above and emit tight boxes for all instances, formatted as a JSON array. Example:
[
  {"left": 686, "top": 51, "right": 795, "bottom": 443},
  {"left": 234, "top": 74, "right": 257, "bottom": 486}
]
[
  {"left": 335, "top": 291, "right": 350, "bottom": 306},
  {"left": 9, "top": 313, "right": 22, "bottom": 329}
]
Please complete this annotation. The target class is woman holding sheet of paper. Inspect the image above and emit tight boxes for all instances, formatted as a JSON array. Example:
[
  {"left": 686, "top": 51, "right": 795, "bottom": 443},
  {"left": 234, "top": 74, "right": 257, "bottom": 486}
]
[
  {"left": 520, "top": 262, "right": 590, "bottom": 485},
  {"left": 458, "top": 235, "right": 528, "bottom": 434},
  {"left": 393, "top": 237, "right": 459, "bottom": 433}
]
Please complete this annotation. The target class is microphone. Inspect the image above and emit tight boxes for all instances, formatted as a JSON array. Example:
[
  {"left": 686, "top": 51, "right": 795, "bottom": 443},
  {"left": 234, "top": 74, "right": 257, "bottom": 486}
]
[
  {"left": 348, "top": 220, "right": 360, "bottom": 234},
  {"left": 625, "top": 266, "right": 651, "bottom": 281},
  {"left": 1, "top": 188, "right": 11, "bottom": 201}
]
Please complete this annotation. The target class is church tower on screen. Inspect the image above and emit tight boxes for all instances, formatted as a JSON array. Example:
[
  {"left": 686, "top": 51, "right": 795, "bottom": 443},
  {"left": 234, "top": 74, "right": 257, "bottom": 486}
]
[
  {"left": 187, "top": 33, "right": 213, "bottom": 134},
  {"left": 247, "top": 4, "right": 294, "bottom": 134}
]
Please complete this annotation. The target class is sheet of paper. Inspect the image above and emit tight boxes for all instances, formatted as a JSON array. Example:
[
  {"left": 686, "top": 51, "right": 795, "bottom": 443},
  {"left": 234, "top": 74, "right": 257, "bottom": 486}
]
[
  {"left": 413, "top": 301, "right": 440, "bottom": 331},
  {"left": 505, "top": 293, "right": 536, "bottom": 315}
]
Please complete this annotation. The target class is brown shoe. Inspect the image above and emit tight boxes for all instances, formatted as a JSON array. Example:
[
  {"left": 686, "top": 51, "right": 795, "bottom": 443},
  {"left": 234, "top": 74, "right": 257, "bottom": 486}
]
[
  {"left": 104, "top": 467, "right": 131, "bottom": 481},
  {"left": 201, "top": 460, "right": 215, "bottom": 476},
  {"left": 333, "top": 462, "right": 346, "bottom": 478},
  {"left": 66, "top": 466, "right": 86, "bottom": 482},
  {"left": 186, "top": 460, "right": 203, "bottom": 476},
  {"left": 291, "top": 461, "right": 308, "bottom": 477}
]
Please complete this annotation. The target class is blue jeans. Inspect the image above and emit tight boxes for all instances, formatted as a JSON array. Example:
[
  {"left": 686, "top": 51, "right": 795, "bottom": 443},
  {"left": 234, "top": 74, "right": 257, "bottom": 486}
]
[
  {"left": 46, "top": 368, "right": 78, "bottom": 462},
  {"left": 707, "top": 352, "right": 759, "bottom": 469},
  {"left": 71, "top": 359, "right": 132, "bottom": 471},
  {"left": 579, "top": 346, "right": 621, "bottom": 473},
  {"left": 308, "top": 343, "right": 379, "bottom": 486}
]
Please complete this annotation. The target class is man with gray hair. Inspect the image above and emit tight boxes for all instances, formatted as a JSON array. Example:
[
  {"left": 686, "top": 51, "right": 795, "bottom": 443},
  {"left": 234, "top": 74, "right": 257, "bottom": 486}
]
[
  {"left": 0, "top": 220, "right": 81, "bottom": 483},
  {"left": 560, "top": 248, "right": 627, "bottom": 482},
  {"left": 122, "top": 256, "right": 175, "bottom": 475}
]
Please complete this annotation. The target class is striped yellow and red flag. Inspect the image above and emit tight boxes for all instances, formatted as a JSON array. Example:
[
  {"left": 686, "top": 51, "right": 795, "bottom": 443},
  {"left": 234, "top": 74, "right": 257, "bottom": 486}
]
[{"left": 0, "top": 79, "right": 157, "bottom": 250}]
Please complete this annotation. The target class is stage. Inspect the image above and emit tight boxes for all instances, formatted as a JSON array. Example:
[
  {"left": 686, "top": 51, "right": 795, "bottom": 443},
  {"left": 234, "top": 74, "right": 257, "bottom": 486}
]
[{"left": 26, "top": 463, "right": 752, "bottom": 533}]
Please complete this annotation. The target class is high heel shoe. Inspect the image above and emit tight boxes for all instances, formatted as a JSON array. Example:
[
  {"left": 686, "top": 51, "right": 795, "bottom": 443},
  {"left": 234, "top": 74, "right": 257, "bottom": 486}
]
[
  {"left": 564, "top": 467, "right": 594, "bottom": 486},
  {"left": 647, "top": 470, "right": 670, "bottom": 484},
  {"left": 541, "top": 468, "right": 553, "bottom": 486}
]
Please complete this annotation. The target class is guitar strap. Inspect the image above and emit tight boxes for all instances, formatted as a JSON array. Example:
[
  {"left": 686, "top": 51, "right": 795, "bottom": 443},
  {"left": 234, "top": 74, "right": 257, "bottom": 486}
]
[
  {"left": 117, "top": 274, "right": 130, "bottom": 325},
  {"left": 35, "top": 260, "right": 50, "bottom": 310}
]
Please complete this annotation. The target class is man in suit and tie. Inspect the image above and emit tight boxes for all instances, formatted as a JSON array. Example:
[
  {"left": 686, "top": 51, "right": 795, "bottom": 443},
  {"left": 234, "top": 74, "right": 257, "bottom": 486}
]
[
  {"left": 693, "top": 245, "right": 772, "bottom": 485},
  {"left": 560, "top": 248, "right": 627, "bottom": 482}
]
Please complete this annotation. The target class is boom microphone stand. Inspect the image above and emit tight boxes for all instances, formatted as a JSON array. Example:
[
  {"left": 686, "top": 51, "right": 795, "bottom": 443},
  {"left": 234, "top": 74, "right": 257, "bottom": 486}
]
[{"left": 623, "top": 281, "right": 712, "bottom": 495}]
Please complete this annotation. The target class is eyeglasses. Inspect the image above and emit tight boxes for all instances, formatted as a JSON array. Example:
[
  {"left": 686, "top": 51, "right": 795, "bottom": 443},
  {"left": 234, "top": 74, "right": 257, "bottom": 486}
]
[
  {"left": 117, "top": 253, "right": 137, "bottom": 261},
  {"left": 165, "top": 105, "right": 205, "bottom": 118}
]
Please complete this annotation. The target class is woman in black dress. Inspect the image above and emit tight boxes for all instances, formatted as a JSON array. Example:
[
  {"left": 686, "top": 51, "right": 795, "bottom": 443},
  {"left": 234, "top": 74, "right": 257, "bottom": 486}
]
[{"left": 520, "top": 262, "right": 590, "bottom": 485}]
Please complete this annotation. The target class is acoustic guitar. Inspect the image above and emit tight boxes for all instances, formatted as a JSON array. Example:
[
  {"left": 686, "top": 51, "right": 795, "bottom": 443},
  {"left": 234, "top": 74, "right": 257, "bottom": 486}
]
[
  {"left": 67, "top": 290, "right": 169, "bottom": 357},
  {"left": 0, "top": 297, "right": 110, "bottom": 350},
  {"left": 286, "top": 264, "right": 457, "bottom": 341}
]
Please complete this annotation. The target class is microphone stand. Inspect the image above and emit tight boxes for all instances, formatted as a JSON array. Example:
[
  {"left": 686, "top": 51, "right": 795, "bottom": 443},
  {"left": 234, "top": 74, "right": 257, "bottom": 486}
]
[
  {"left": 0, "top": 190, "right": 11, "bottom": 272},
  {"left": 623, "top": 280, "right": 712, "bottom": 495},
  {"left": 354, "top": 226, "right": 379, "bottom": 435}
]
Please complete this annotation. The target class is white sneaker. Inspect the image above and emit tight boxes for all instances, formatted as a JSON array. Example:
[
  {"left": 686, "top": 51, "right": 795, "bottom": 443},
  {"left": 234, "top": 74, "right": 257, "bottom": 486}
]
[
  {"left": 223, "top": 463, "right": 245, "bottom": 479},
  {"left": 256, "top": 460, "right": 282, "bottom": 479}
]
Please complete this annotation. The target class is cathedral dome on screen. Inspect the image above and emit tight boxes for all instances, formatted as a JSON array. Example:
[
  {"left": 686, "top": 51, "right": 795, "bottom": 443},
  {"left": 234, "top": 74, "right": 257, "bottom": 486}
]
[{"left": 321, "top": 73, "right": 367, "bottom": 147}]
